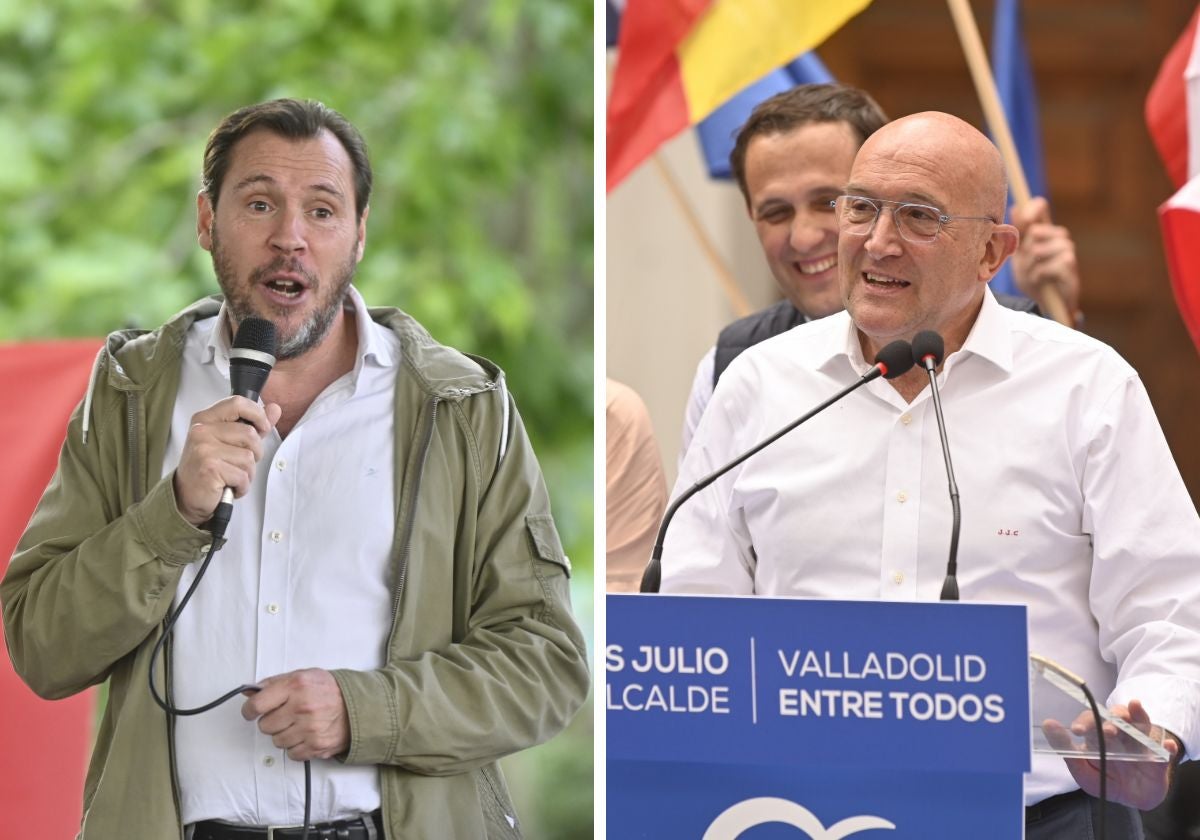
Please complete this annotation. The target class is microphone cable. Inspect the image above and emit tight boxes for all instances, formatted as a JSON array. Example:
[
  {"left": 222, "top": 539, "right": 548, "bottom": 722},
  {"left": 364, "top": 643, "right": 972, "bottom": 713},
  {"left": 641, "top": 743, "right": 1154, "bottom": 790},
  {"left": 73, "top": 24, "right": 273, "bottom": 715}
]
[
  {"left": 1078, "top": 680, "right": 1108, "bottom": 840},
  {"left": 1033, "top": 655, "right": 1111, "bottom": 840},
  {"left": 146, "top": 316, "right": 313, "bottom": 839},
  {"left": 148, "top": 514, "right": 314, "bottom": 840}
]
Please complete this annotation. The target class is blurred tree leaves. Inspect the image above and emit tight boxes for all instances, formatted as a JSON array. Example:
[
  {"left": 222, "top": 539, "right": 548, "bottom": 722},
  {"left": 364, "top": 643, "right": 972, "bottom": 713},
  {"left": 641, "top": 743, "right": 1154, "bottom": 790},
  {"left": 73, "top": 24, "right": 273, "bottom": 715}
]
[
  {"left": 0, "top": 2, "right": 593, "bottom": 836},
  {"left": 0, "top": 0, "right": 592, "bottom": 547}
]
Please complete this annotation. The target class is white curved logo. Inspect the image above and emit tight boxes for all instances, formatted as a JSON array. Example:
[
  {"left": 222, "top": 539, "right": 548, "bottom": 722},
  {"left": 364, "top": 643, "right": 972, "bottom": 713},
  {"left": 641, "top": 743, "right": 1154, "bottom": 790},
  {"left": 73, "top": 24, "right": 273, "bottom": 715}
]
[{"left": 703, "top": 797, "right": 896, "bottom": 840}]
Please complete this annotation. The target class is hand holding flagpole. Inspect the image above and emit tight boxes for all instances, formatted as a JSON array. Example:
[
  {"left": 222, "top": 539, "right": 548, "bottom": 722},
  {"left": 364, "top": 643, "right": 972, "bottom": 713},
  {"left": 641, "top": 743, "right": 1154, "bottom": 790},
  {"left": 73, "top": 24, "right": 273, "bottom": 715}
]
[{"left": 945, "top": 0, "right": 1073, "bottom": 328}]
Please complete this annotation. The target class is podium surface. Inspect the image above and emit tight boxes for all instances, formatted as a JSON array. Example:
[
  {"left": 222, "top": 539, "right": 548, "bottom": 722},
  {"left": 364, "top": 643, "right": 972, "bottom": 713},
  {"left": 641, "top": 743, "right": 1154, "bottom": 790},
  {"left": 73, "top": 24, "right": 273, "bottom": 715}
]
[{"left": 607, "top": 594, "right": 1031, "bottom": 839}]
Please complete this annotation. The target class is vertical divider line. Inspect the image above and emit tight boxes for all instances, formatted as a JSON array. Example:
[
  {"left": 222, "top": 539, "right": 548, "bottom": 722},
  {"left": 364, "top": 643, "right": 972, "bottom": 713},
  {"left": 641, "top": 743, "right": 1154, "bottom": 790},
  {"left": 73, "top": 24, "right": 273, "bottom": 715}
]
[{"left": 750, "top": 636, "right": 758, "bottom": 724}]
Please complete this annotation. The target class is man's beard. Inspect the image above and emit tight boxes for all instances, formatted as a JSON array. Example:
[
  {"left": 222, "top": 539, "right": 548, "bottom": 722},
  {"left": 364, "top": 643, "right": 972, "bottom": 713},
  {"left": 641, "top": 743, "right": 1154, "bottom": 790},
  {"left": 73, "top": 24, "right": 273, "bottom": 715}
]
[{"left": 210, "top": 229, "right": 358, "bottom": 360}]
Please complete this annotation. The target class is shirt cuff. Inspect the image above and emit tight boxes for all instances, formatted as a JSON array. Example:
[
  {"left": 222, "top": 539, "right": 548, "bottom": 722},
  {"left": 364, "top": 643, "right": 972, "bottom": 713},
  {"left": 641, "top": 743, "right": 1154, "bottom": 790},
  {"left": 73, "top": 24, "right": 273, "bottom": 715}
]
[{"left": 1108, "top": 674, "right": 1200, "bottom": 760}]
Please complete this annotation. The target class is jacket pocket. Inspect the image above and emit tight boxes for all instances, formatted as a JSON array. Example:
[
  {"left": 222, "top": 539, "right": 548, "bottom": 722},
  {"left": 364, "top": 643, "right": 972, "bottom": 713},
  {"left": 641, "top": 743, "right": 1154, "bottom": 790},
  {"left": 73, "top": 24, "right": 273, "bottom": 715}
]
[
  {"left": 525, "top": 514, "right": 572, "bottom": 623},
  {"left": 477, "top": 763, "right": 523, "bottom": 839},
  {"left": 525, "top": 514, "right": 571, "bottom": 576}
]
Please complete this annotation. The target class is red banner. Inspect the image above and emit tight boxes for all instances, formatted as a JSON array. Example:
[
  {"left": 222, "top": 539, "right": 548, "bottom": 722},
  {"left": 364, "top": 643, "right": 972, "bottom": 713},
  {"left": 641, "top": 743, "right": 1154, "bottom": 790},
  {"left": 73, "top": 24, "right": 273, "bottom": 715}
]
[
  {"left": 1160, "top": 181, "right": 1200, "bottom": 355},
  {"left": 1145, "top": 5, "right": 1200, "bottom": 190},
  {"left": 0, "top": 339, "right": 103, "bottom": 839}
]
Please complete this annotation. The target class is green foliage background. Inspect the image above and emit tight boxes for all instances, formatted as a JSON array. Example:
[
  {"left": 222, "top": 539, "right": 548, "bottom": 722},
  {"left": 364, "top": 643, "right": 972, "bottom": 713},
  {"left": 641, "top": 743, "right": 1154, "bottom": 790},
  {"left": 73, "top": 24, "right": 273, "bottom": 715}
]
[{"left": 0, "top": 1, "right": 594, "bottom": 836}]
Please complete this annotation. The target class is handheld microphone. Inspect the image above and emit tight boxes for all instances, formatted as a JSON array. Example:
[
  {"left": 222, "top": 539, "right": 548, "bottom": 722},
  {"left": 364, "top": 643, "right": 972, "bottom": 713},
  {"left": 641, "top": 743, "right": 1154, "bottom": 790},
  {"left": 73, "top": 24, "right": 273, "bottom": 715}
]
[
  {"left": 911, "top": 331, "right": 961, "bottom": 601},
  {"left": 229, "top": 316, "right": 277, "bottom": 403},
  {"left": 209, "top": 317, "right": 277, "bottom": 538},
  {"left": 640, "top": 339, "right": 915, "bottom": 593}
]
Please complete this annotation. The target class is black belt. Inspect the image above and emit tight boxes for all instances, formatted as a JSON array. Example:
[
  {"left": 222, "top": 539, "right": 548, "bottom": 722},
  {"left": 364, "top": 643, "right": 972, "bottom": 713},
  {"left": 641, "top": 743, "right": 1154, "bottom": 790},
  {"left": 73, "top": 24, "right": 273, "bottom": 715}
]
[
  {"left": 191, "top": 810, "right": 383, "bottom": 840},
  {"left": 1025, "top": 788, "right": 1088, "bottom": 822}
]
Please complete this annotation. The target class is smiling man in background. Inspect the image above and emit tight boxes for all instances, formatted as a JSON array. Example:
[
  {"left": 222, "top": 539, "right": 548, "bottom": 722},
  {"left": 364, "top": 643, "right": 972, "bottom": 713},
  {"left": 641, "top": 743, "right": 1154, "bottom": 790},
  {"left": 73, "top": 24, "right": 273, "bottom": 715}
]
[{"left": 679, "top": 84, "right": 1080, "bottom": 459}]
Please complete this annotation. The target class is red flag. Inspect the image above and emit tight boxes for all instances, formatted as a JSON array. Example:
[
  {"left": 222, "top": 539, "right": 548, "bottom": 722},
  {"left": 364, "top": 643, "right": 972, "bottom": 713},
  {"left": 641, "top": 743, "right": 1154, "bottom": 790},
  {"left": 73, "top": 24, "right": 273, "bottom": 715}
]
[
  {"left": 1148, "top": 7, "right": 1200, "bottom": 355},
  {"left": 606, "top": 0, "right": 711, "bottom": 192},
  {"left": 0, "top": 339, "right": 102, "bottom": 839},
  {"left": 1146, "top": 5, "right": 1200, "bottom": 189},
  {"left": 606, "top": 1, "right": 873, "bottom": 192},
  {"left": 1159, "top": 179, "right": 1200, "bottom": 355}
]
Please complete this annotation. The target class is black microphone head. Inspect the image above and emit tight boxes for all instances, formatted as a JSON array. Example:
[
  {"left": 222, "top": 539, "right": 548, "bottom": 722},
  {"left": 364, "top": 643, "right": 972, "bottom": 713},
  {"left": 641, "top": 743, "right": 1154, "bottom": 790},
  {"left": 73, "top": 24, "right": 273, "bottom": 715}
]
[
  {"left": 232, "top": 317, "right": 278, "bottom": 357},
  {"left": 229, "top": 317, "right": 277, "bottom": 401},
  {"left": 874, "top": 340, "right": 915, "bottom": 380},
  {"left": 911, "top": 330, "right": 945, "bottom": 369}
]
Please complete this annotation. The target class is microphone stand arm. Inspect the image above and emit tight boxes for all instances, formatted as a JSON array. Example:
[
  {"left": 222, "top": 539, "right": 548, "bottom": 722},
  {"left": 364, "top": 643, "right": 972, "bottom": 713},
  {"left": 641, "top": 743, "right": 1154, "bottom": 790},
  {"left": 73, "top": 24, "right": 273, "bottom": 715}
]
[
  {"left": 640, "top": 367, "right": 884, "bottom": 593},
  {"left": 924, "top": 360, "right": 962, "bottom": 601}
]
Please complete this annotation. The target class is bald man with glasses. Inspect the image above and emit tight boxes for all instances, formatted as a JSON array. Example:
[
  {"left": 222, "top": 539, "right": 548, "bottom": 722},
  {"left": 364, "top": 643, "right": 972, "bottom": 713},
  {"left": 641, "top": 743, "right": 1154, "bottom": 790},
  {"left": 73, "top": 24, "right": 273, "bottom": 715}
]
[
  {"left": 661, "top": 111, "right": 1200, "bottom": 839},
  {"left": 677, "top": 84, "right": 1080, "bottom": 461}
]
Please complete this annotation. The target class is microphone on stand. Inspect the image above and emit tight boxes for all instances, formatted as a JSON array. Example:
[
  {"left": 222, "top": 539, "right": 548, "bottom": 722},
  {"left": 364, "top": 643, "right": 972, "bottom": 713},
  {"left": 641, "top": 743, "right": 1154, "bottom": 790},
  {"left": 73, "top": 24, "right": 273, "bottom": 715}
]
[
  {"left": 640, "top": 339, "right": 915, "bottom": 593},
  {"left": 910, "top": 331, "right": 961, "bottom": 602},
  {"left": 208, "top": 317, "right": 277, "bottom": 539}
]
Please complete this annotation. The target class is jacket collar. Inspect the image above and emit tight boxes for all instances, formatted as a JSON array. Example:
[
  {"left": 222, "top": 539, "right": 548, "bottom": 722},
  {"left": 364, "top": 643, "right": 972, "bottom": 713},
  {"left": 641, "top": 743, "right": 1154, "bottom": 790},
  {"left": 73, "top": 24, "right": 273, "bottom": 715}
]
[
  {"left": 82, "top": 294, "right": 499, "bottom": 443},
  {"left": 368, "top": 307, "right": 498, "bottom": 401}
]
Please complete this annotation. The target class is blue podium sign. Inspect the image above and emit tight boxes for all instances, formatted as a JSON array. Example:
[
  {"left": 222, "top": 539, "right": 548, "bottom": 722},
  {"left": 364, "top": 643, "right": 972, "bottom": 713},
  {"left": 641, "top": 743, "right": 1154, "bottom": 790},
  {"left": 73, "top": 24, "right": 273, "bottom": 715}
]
[{"left": 607, "top": 594, "right": 1030, "bottom": 839}]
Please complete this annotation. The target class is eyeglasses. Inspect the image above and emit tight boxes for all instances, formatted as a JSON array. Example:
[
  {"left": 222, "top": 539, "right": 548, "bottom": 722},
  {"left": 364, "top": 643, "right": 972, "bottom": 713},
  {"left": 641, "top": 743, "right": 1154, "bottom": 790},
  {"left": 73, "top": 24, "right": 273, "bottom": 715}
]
[{"left": 832, "top": 195, "right": 996, "bottom": 243}]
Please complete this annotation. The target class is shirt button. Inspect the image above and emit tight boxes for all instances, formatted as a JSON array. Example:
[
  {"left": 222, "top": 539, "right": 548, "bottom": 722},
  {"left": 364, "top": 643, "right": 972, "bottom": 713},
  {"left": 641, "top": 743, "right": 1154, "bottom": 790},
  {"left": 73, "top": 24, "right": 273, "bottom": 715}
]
[
  {"left": 263, "top": 756, "right": 276, "bottom": 767},
  {"left": 269, "top": 530, "right": 283, "bottom": 542},
  {"left": 892, "top": 571, "right": 904, "bottom": 585},
  {"left": 897, "top": 490, "right": 908, "bottom": 503},
  {"left": 275, "top": 459, "right": 287, "bottom": 471},
  {"left": 901, "top": 413, "right": 913, "bottom": 426},
  {"left": 266, "top": 603, "right": 280, "bottom": 615}
]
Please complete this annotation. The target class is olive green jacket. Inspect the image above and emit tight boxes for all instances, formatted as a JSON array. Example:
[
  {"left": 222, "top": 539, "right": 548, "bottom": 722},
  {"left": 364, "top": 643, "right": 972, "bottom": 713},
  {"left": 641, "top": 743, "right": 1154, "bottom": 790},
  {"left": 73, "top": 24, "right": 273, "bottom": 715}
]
[{"left": 1, "top": 297, "right": 590, "bottom": 839}]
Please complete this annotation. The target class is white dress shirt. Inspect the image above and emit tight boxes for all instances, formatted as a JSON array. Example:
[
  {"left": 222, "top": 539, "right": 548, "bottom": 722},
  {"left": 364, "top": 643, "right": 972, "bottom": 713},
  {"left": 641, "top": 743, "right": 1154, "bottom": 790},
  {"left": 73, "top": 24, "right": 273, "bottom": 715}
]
[
  {"left": 678, "top": 347, "right": 717, "bottom": 467},
  {"left": 663, "top": 290, "right": 1200, "bottom": 805},
  {"left": 163, "top": 287, "right": 400, "bottom": 825}
]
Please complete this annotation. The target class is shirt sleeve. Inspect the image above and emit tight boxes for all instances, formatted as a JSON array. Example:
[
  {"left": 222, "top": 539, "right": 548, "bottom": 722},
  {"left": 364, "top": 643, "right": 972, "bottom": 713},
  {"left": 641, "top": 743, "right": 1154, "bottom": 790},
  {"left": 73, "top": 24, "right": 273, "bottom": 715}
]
[
  {"left": 1082, "top": 373, "right": 1200, "bottom": 759},
  {"left": 661, "top": 359, "right": 759, "bottom": 596},
  {"left": 678, "top": 347, "right": 716, "bottom": 469},
  {"left": 2, "top": 392, "right": 211, "bottom": 700}
]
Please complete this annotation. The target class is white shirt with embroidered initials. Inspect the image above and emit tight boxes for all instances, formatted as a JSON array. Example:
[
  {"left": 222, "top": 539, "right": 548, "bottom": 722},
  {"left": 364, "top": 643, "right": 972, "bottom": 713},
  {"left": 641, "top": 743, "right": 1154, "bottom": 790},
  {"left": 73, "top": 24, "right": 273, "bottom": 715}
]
[
  {"left": 163, "top": 287, "right": 400, "bottom": 826},
  {"left": 662, "top": 290, "right": 1200, "bottom": 805}
]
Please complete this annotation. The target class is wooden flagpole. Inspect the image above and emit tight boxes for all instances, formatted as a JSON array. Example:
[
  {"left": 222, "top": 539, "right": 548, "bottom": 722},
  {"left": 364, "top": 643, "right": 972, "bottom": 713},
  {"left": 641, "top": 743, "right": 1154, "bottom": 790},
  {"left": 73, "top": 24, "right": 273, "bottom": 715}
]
[{"left": 651, "top": 153, "right": 753, "bottom": 318}]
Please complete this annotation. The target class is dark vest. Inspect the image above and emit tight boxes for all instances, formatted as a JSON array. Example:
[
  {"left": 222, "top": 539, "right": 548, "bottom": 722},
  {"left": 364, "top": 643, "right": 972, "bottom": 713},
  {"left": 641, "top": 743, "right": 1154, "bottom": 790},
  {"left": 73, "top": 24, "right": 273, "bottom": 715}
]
[{"left": 712, "top": 294, "right": 1040, "bottom": 386}]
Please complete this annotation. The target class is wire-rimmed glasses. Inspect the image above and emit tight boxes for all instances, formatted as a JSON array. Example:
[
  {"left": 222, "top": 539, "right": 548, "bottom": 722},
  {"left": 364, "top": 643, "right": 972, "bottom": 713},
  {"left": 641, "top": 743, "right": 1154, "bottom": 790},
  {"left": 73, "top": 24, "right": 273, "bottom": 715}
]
[{"left": 832, "top": 195, "right": 995, "bottom": 243}]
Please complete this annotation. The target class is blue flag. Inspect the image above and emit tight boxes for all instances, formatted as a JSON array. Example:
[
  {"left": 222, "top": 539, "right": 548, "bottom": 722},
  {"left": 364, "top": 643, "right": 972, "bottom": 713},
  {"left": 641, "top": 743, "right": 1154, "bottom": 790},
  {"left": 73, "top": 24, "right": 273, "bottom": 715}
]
[
  {"left": 694, "top": 52, "right": 835, "bottom": 180},
  {"left": 990, "top": 0, "right": 1046, "bottom": 297},
  {"left": 605, "top": 0, "right": 621, "bottom": 48}
]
